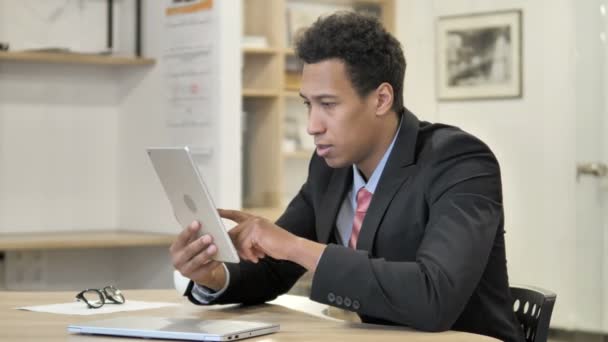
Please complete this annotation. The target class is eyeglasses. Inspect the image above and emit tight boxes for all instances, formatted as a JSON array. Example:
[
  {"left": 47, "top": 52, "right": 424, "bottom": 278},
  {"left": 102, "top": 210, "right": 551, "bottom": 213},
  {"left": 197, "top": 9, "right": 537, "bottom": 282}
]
[{"left": 75, "top": 286, "right": 126, "bottom": 309}]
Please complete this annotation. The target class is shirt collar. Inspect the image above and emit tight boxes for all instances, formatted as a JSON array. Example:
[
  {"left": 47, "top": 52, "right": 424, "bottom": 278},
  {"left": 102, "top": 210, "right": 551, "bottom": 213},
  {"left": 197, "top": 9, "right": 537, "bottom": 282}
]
[{"left": 351, "top": 119, "right": 402, "bottom": 206}]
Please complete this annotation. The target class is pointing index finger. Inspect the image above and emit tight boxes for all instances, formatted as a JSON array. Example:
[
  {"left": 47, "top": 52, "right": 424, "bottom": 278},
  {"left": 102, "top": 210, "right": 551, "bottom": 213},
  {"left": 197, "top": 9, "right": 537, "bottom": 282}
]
[{"left": 218, "top": 209, "right": 251, "bottom": 223}]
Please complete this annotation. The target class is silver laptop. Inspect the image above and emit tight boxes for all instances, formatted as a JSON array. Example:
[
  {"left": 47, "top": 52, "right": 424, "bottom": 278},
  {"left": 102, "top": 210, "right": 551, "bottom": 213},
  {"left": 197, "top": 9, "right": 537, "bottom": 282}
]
[{"left": 68, "top": 316, "right": 279, "bottom": 341}]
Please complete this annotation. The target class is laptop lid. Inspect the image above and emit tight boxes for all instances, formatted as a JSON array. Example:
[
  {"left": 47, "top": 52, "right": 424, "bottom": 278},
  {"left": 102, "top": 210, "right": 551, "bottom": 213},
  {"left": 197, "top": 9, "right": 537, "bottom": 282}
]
[{"left": 67, "top": 316, "right": 279, "bottom": 341}]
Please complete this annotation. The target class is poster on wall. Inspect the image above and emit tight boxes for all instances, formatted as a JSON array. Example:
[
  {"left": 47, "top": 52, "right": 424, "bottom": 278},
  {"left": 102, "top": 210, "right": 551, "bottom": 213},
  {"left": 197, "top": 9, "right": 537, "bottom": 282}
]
[
  {"left": 436, "top": 10, "right": 522, "bottom": 101},
  {"left": 163, "top": 0, "right": 215, "bottom": 127},
  {"left": 162, "top": 0, "right": 221, "bottom": 199}
]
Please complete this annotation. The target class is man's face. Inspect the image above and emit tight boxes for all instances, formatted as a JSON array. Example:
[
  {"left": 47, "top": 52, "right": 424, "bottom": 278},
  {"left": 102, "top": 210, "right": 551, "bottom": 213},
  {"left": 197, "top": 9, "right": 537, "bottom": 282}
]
[{"left": 300, "top": 59, "right": 380, "bottom": 169}]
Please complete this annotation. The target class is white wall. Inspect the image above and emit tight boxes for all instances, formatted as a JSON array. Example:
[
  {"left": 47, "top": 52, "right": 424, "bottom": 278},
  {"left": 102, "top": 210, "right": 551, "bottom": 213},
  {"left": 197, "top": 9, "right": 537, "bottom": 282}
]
[
  {"left": 396, "top": 0, "right": 592, "bottom": 330},
  {"left": 0, "top": 0, "right": 241, "bottom": 290},
  {"left": 0, "top": 1, "right": 121, "bottom": 233},
  {"left": 602, "top": 1, "right": 608, "bottom": 330}
]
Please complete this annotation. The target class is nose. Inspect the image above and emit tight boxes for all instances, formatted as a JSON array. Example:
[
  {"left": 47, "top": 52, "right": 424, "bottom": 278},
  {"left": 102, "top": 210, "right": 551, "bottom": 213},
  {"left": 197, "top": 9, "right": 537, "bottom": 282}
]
[{"left": 307, "top": 108, "right": 325, "bottom": 136}]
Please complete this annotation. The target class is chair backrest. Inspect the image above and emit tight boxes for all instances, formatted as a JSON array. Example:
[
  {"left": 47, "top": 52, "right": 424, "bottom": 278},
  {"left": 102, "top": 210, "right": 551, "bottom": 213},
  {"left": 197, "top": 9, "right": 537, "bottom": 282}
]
[{"left": 510, "top": 284, "right": 557, "bottom": 342}]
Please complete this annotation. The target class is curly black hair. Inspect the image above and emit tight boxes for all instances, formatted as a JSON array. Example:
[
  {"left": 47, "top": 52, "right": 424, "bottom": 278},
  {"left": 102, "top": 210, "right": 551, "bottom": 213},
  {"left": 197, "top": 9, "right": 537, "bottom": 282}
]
[{"left": 295, "top": 11, "right": 406, "bottom": 112}]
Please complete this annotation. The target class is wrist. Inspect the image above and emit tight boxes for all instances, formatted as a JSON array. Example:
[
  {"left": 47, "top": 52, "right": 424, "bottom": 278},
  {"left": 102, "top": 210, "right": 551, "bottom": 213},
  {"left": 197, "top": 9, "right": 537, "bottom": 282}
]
[
  {"left": 291, "top": 237, "right": 326, "bottom": 272},
  {"left": 199, "top": 263, "right": 226, "bottom": 291}
]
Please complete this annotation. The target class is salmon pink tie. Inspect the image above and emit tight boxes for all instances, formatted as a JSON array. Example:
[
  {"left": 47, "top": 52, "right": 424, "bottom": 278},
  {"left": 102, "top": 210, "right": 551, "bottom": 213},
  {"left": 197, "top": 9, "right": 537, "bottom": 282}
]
[{"left": 349, "top": 187, "right": 372, "bottom": 249}]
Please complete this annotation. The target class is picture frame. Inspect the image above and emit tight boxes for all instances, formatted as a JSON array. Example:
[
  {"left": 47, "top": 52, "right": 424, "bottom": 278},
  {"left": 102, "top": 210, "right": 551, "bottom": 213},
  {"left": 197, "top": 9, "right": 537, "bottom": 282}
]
[
  {"left": 285, "top": 2, "right": 352, "bottom": 47},
  {"left": 436, "top": 10, "right": 522, "bottom": 101}
]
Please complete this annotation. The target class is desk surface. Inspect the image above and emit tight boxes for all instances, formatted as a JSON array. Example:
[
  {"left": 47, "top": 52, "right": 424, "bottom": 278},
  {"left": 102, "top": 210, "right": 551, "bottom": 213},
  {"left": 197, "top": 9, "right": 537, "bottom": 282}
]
[{"left": 0, "top": 290, "right": 499, "bottom": 341}]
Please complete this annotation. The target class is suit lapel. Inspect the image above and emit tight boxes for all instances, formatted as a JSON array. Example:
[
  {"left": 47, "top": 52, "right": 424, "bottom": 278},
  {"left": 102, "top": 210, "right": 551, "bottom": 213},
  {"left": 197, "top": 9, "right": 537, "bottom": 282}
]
[
  {"left": 356, "top": 109, "right": 420, "bottom": 252},
  {"left": 316, "top": 167, "right": 352, "bottom": 244}
]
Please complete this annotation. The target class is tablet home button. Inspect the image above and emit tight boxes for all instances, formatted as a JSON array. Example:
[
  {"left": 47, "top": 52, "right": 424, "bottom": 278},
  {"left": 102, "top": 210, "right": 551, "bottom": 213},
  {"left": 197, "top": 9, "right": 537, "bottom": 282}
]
[{"left": 183, "top": 194, "right": 197, "bottom": 213}]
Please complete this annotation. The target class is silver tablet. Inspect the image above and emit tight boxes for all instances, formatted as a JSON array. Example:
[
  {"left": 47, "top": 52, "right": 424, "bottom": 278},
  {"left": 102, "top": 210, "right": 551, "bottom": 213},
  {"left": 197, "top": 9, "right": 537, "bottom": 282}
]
[{"left": 147, "top": 146, "right": 240, "bottom": 263}]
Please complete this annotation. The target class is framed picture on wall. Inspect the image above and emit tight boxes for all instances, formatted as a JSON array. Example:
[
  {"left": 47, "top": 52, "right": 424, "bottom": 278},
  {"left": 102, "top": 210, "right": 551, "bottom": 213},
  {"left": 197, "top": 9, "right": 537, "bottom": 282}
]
[{"left": 436, "top": 10, "right": 522, "bottom": 100}]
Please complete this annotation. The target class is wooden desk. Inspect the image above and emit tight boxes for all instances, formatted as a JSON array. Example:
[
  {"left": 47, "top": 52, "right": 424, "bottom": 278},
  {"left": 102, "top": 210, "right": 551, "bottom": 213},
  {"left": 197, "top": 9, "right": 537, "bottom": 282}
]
[{"left": 0, "top": 290, "right": 499, "bottom": 341}]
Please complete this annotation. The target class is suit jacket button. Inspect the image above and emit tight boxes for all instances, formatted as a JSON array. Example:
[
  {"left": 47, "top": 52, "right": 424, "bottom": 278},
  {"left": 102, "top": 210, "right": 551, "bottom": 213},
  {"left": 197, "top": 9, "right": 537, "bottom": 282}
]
[
  {"left": 344, "top": 297, "right": 352, "bottom": 308},
  {"left": 336, "top": 296, "right": 343, "bottom": 305},
  {"left": 352, "top": 300, "right": 360, "bottom": 310},
  {"left": 328, "top": 293, "right": 335, "bottom": 303}
]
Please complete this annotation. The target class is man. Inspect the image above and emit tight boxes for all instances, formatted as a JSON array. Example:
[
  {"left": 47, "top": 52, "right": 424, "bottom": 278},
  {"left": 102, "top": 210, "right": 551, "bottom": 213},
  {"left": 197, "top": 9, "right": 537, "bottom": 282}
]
[{"left": 170, "top": 12, "right": 524, "bottom": 342}]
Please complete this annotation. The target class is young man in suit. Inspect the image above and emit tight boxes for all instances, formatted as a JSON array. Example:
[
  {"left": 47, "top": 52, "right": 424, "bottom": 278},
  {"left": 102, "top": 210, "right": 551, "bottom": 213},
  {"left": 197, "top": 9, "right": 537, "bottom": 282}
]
[{"left": 170, "top": 12, "right": 524, "bottom": 342}]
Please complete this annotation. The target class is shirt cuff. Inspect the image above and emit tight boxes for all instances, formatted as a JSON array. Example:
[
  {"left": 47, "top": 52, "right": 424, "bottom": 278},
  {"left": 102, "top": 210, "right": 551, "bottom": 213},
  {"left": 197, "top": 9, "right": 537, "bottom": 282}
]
[{"left": 190, "top": 263, "right": 231, "bottom": 304}]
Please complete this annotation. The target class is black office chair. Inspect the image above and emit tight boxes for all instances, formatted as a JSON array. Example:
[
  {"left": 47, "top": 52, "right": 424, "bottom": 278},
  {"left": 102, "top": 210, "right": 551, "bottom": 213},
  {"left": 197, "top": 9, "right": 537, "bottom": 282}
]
[{"left": 510, "top": 284, "right": 557, "bottom": 342}]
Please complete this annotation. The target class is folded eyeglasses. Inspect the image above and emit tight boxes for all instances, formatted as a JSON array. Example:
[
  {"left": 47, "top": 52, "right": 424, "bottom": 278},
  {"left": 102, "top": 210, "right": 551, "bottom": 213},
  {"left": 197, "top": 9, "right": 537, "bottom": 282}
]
[{"left": 75, "top": 286, "right": 125, "bottom": 309}]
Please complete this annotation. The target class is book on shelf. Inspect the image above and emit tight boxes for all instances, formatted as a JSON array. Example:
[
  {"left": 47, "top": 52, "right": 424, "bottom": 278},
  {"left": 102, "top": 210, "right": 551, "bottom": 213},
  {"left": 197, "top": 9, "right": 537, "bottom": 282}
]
[
  {"left": 285, "top": 2, "right": 351, "bottom": 47},
  {"left": 285, "top": 2, "right": 383, "bottom": 47},
  {"left": 285, "top": 54, "right": 303, "bottom": 90},
  {"left": 242, "top": 35, "right": 269, "bottom": 49}
]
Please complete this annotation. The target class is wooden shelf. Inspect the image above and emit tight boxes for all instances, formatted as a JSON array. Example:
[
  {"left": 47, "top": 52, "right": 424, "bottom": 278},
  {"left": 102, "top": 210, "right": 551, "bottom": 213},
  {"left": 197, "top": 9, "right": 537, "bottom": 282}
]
[
  {"left": 284, "top": 149, "right": 314, "bottom": 160},
  {"left": 284, "top": 48, "right": 296, "bottom": 56},
  {"left": 242, "top": 47, "right": 281, "bottom": 55},
  {"left": 243, "top": 88, "right": 281, "bottom": 98},
  {"left": 283, "top": 91, "right": 301, "bottom": 98},
  {"left": 0, "top": 51, "right": 155, "bottom": 66},
  {"left": 0, "top": 230, "right": 174, "bottom": 251}
]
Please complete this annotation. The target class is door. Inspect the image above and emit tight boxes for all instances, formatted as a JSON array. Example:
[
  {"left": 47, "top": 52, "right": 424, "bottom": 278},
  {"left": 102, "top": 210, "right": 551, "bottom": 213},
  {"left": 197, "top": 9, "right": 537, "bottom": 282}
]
[{"left": 574, "top": 0, "right": 608, "bottom": 332}]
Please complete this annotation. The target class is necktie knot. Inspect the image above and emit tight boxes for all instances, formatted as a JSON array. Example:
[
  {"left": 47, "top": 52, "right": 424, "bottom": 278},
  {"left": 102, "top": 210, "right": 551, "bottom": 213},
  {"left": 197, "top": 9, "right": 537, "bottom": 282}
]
[{"left": 356, "top": 187, "right": 372, "bottom": 213}]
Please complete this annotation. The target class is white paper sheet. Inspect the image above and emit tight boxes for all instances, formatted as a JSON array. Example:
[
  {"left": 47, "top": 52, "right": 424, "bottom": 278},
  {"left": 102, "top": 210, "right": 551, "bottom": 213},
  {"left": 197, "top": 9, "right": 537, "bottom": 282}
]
[
  {"left": 17, "top": 300, "right": 180, "bottom": 316},
  {"left": 268, "top": 294, "right": 341, "bottom": 322}
]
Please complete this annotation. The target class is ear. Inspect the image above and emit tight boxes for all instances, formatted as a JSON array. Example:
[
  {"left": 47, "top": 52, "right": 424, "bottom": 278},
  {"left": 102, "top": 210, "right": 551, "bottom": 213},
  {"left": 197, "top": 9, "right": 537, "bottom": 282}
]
[{"left": 374, "top": 82, "right": 394, "bottom": 117}]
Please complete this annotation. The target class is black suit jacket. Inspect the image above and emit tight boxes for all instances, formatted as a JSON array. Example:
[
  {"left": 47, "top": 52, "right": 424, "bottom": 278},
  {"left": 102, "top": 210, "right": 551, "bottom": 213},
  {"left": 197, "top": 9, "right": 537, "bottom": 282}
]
[{"left": 187, "top": 108, "right": 524, "bottom": 342}]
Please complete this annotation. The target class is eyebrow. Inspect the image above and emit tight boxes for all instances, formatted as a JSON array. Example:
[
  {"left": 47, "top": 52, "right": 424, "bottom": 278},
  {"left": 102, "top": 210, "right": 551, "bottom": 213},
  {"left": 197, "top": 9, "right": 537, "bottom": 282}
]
[{"left": 299, "top": 93, "right": 339, "bottom": 101}]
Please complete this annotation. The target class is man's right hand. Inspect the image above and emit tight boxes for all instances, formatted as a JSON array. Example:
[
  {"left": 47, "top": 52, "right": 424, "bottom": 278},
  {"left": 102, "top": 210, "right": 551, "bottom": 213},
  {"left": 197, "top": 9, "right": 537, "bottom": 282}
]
[{"left": 170, "top": 220, "right": 227, "bottom": 291}]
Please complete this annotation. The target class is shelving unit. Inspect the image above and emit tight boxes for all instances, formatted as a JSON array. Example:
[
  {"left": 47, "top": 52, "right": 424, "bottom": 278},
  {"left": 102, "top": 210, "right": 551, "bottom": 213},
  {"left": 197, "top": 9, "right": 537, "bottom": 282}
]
[
  {"left": 242, "top": 47, "right": 282, "bottom": 55},
  {"left": 0, "top": 231, "right": 174, "bottom": 251},
  {"left": 283, "top": 91, "right": 301, "bottom": 98},
  {"left": 243, "top": 89, "right": 281, "bottom": 98},
  {"left": 241, "top": 0, "right": 395, "bottom": 221},
  {"left": 0, "top": 51, "right": 155, "bottom": 66}
]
